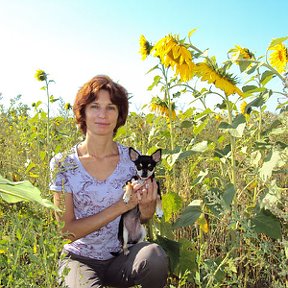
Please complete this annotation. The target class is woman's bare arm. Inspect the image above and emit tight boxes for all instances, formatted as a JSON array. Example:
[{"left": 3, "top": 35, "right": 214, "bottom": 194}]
[{"left": 52, "top": 190, "right": 138, "bottom": 242}]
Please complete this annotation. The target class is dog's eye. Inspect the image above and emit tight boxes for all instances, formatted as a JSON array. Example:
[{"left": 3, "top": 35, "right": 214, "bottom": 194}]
[{"left": 147, "top": 164, "right": 154, "bottom": 171}]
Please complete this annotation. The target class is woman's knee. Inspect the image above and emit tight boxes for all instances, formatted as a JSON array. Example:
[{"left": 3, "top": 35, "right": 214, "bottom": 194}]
[
  {"left": 136, "top": 243, "right": 169, "bottom": 276},
  {"left": 144, "top": 243, "right": 168, "bottom": 263},
  {"left": 133, "top": 243, "right": 169, "bottom": 287}
]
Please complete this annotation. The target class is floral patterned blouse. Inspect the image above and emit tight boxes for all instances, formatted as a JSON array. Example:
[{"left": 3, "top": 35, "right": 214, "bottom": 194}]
[{"left": 49, "top": 142, "right": 136, "bottom": 260}]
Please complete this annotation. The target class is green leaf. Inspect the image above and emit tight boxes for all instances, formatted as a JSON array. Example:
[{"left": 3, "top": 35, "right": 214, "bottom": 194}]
[
  {"left": 251, "top": 209, "right": 281, "bottom": 239},
  {"left": 246, "top": 63, "right": 262, "bottom": 74},
  {"left": 222, "top": 183, "right": 235, "bottom": 208},
  {"left": 259, "top": 148, "right": 287, "bottom": 182},
  {"left": 188, "top": 28, "right": 197, "bottom": 38},
  {"left": 261, "top": 180, "right": 282, "bottom": 210},
  {"left": 191, "top": 170, "right": 209, "bottom": 187},
  {"left": 49, "top": 95, "right": 59, "bottom": 103},
  {"left": 219, "top": 114, "right": 246, "bottom": 138},
  {"left": 214, "top": 144, "right": 231, "bottom": 158},
  {"left": 261, "top": 119, "right": 282, "bottom": 136},
  {"left": 0, "top": 175, "right": 60, "bottom": 211},
  {"left": 242, "top": 86, "right": 266, "bottom": 96},
  {"left": 269, "top": 127, "right": 287, "bottom": 135},
  {"left": 155, "top": 235, "right": 180, "bottom": 272},
  {"left": 164, "top": 147, "right": 182, "bottom": 169},
  {"left": 162, "top": 192, "right": 183, "bottom": 222},
  {"left": 173, "top": 200, "right": 202, "bottom": 228},
  {"left": 190, "top": 141, "right": 208, "bottom": 153},
  {"left": 194, "top": 108, "right": 212, "bottom": 121},
  {"left": 277, "top": 100, "right": 288, "bottom": 111},
  {"left": 267, "top": 36, "right": 288, "bottom": 50},
  {"left": 147, "top": 75, "right": 161, "bottom": 91},
  {"left": 193, "top": 118, "right": 209, "bottom": 136},
  {"left": 146, "top": 64, "right": 159, "bottom": 75},
  {"left": 181, "top": 120, "right": 193, "bottom": 128},
  {"left": 260, "top": 70, "right": 275, "bottom": 86},
  {"left": 242, "top": 85, "right": 258, "bottom": 92},
  {"left": 204, "top": 188, "right": 224, "bottom": 216},
  {"left": 246, "top": 93, "right": 268, "bottom": 109},
  {"left": 239, "top": 61, "right": 251, "bottom": 73},
  {"left": 250, "top": 151, "right": 262, "bottom": 167},
  {"left": 176, "top": 239, "right": 198, "bottom": 280},
  {"left": 182, "top": 107, "right": 195, "bottom": 119}
]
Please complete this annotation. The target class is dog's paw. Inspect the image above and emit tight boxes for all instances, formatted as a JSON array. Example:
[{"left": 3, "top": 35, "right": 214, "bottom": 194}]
[
  {"left": 123, "top": 193, "right": 130, "bottom": 204},
  {"left": 123, "top": 182, "right": 133, "bottom": 203},
  {"left": 123, "top": 247, "right": 130, "bottom": 256},
  {"left": 156, "top": 208, "right": 164, "bottom": 218},
  {"left": 131, "top": 178, "right": 144, "bottom": 186}
]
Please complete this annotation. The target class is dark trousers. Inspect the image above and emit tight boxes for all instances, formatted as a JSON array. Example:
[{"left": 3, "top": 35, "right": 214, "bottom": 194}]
[{"left": 58, "top": 242, "right": 169, "bottom": 288}]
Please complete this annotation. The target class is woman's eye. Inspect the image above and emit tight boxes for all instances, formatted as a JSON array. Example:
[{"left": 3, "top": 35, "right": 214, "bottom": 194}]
[{"left": 107, "top": 106, "right": 116, "bottom": 111}]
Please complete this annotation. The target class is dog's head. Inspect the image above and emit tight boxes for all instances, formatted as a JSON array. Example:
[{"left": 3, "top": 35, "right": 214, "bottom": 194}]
[{"left": 129, "top": 147, "right": 162, "bottom": 180}]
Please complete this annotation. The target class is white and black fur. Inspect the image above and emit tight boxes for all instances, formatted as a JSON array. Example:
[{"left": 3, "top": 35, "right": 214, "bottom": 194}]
[{"left": 118, "top": 147, "right": 163, "bottom": 255}]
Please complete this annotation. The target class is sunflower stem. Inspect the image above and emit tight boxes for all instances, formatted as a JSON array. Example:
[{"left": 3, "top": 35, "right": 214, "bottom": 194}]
[
  {"left": 161, "top": 65, "right": 175, "bottom": 151},
  {"left": 236, "top": 59, "right": 285, "bottom": 82},
  {"left": 187, "top": 39, "right": 204, "bottom": 55},
  {"left": 45, "top": 78, "right": 51, "bottom": 162},
  {"left": 161, "top": 64, "right": 177, "bottom": 188},
  {"left": 226, "top": 95, "right": 237, "bottom": 188}
]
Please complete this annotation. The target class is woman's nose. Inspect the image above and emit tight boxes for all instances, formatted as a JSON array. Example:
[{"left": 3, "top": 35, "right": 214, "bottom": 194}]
[{"left": 97, "top": 107, "right": 107, "bottom": 118}]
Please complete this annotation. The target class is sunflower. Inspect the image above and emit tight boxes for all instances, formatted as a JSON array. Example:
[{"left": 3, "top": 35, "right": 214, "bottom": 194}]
[
  {"left": 240, "top": 101, "right": 247, "bottom": 115},
  {"left": 268, "top": 43, "right": 288, "bottom": 73},
  {"left": 152, "top": 35, "right": 195, "bottom": 82},
  {"left": 230, "top": 45, "right": 254, "bottom": 62},
  {"left": 215, "top": 114, "right": 223, "bottom": 122},
  {"left": 64, "top": 103, "right": 72, "bottom": 110},
  {"left": 196, "top": 213, "right": 209, "bottom": 233},
  {"left": 34, "top": 69, "right": 47, "bottom": 82},
  {"left": 240, "top": 101, "right": 252, "bottom": 117},
  {"left": 150, "top": 97, "right": 176, "bottom": 120},
  {"left": 195, "top": 62, "right": 244, "bottom": 97},
  {"left": 139, "top": 35, "right": 152, "bottom": 60}
]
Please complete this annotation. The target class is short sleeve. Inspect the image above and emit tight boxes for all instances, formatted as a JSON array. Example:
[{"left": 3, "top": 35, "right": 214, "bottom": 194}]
[{"left": 49, "top": 154, "right": 72, "bottom": 193}]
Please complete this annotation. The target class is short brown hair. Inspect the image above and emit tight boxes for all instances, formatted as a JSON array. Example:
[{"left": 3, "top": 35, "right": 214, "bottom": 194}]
[{"left": 73, "top": 75, "right": 129, "bottom": 135}]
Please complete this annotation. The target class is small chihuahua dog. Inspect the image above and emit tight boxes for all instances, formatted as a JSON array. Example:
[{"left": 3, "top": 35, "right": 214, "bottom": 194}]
[{"left": 118, "top": 147, "right": 163, "bottom": 255}]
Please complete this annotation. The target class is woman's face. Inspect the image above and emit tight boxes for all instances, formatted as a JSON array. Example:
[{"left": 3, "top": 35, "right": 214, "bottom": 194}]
[{"left": 84, "top": 89, "right": 119, "bottom": 136}]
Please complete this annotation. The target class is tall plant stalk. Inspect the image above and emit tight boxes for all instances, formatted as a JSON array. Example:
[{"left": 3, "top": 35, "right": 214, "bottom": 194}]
[
  {"left": 44, "top": 77, "right": 51, "bottom": 160},
  {"left": 161, "top": 64, "right": 175, "bottom": 151},
  {"left": 34, "top": 70, "right": 52, "bottom": 162},
  {"left": 225, "top": 95, "right": 237, "bottom": 188}
]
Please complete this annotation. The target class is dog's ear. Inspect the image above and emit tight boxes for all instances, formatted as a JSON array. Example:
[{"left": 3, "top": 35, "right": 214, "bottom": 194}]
[
  {"left": 151, "top": 149, "right": 162, "bottom": 163},
  {"left": 129, "top": 147, "right": 140, "bottom": 161}
]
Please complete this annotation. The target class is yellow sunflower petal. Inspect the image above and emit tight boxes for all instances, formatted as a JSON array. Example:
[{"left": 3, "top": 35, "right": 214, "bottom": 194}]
[{"left": 269, "top": 43, "right": 288, "bottom": 73}]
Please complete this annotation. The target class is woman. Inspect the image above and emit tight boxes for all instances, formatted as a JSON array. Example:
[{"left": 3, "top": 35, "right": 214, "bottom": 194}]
[{"left": 50, "top": 75, "right": 169, "bottom": 288}]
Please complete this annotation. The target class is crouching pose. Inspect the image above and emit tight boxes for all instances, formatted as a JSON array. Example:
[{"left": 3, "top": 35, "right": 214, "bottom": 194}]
[{"left": 50, "top": 75, "right": 169, "bottom": 288}]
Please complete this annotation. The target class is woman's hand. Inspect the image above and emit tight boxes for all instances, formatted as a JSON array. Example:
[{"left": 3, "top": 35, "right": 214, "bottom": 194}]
[{"left": 135, "top": 178, "right": 158, "bottom": 222}]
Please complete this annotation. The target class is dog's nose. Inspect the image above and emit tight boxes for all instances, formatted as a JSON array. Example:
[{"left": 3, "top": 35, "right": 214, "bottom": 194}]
[{"left": 141, "top": 171, "right": 148, "bottom": 178}]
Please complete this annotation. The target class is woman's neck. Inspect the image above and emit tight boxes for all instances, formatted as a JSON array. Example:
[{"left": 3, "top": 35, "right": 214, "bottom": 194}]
[{"left": 79, "top": 135, "right": 118, "bottom": 159}]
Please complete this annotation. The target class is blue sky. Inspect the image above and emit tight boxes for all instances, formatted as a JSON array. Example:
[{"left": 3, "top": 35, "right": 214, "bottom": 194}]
[{"left": 0, "top": 0, "right": 287, "bottom": 112}]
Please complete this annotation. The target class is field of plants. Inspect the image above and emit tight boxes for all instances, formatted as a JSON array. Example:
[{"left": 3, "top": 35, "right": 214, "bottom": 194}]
[{"left": 0, "top": 31, "right": 287, "bottom": 287}]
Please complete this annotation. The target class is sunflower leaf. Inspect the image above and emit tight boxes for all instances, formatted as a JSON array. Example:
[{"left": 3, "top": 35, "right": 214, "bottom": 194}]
[
  {"left": 173, "top": 200, "right": 202, "bottom": 228},
  {"left": 0, "top": 175, "right": 60, "bottom": 211},
  {"left": 219, "top": 114, "right": 246, "bottom": 138},
  {"left": 251, "top": 209, "right": 281, "bottom": 239},
  {"left": 267, "top": 36, "right": 288, "bottom": 50},
  {"left": 260, "top": 70, "right": 275, "bottom": 86},
  {"left": 188, "top": 28, "right": 197, "bottom": 38},
  {"left": 148, "top": 75, "right": 161, "bottom": 90}
]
